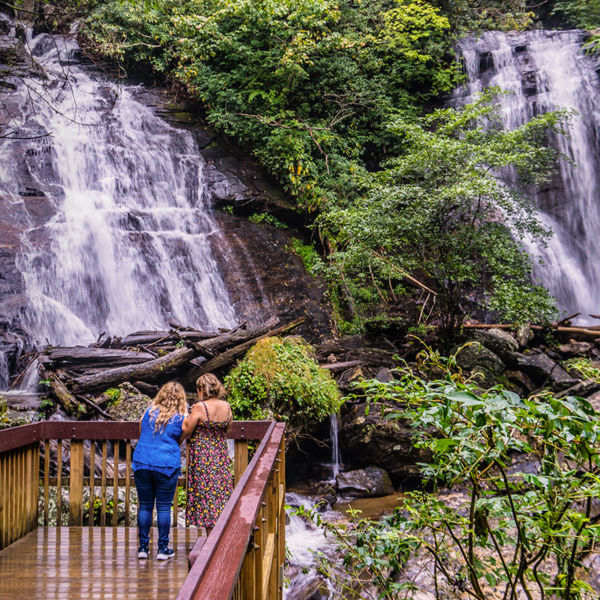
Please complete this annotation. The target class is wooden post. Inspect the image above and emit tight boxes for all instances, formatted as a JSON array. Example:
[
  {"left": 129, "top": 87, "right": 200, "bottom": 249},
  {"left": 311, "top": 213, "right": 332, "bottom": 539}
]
[
  {"left": 234, "top": 440, "right": 249, "bottom": 486},
  {"left": 43, "top": 440, "right": 50, "bottom": 526},
  {"left": 89, "top": 441, "right": 95, "bottom": 527},
  {"left": 124, "top": 441, "right": 131, "bottom": 526},
  {"left": 69, "top": 440, "right": 84, "bottom": 526},
  {"left": 112, "top": 440, "right": 119, "bottom": 526},
  {"left": 100, "top": 441, "right": 107, "bottom": 527},
  {"left": 56, "top": 440, "right": 63, "bottom": 526}
]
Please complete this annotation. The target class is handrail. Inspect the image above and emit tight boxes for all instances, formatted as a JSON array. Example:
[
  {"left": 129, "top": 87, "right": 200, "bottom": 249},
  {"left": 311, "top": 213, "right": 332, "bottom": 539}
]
[{"left": 0, "top": 420, "right": 273, "bottom": 452}]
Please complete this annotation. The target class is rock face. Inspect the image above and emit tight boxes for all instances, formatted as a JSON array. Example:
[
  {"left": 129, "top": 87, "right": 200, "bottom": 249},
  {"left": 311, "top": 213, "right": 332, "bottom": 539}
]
[
  {"left": 336, "top": 466, "right": 394, "bottom": 498},
  {"left": 340, "top": 402, "right": 431, "bottom": 486}
]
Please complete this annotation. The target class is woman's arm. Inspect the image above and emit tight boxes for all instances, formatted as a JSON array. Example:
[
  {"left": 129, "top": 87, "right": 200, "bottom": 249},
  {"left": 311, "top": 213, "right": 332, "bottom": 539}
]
[{"left": 180, "top": 404, "right": 202, "bottom": 440}]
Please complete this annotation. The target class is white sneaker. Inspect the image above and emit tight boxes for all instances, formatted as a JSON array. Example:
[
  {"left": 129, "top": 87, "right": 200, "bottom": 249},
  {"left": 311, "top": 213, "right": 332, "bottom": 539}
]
[
  {"left": 137, "top": 546, "right": 149, "bottom": 559},
  {"left": 157, "top": 548, "right": 175, "bottom": 560}
]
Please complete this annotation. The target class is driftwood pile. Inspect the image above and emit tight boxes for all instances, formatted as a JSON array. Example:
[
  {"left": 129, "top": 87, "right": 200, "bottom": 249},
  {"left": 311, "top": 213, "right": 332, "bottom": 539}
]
[{"left": 35, "top": 316, "right": 303, "bottom": 419}]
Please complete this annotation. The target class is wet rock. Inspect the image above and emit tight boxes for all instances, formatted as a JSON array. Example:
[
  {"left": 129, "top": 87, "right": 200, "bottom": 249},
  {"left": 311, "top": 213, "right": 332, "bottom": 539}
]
[
  {"left": 285, "top": 569, "right": 327, "bottom": 600},
  {"left": 515, "top": 352, "right": 578, "bottom": 389},
  {"left": 515, "top": 323, "right": 533, "bottom": 348},
  {"left": 340, "top": 402, "right": 431, "bottom": 486},
  {"left": 454, "top": 341, "right": 505, "bottom": 375},
  {"left": 336, "top": 466, "right": 394, "bottom": 498},
  {"left": 505, "top": 369, "right": 535, "bottom": 395},
  {"left": 375, "top": 367, "right": 394, "bottom": 383},
  {"left": 468, "top": 328, "right": 519, "bottom": 364},
  {"left": 103, "top": 382, "right": 151, "bottom": 421},
  {"left": 558, "top": 341, "right": 594, "bottom": 357},
  {"left": 555, "top": 379, "right": 600, "bottom": 399}
]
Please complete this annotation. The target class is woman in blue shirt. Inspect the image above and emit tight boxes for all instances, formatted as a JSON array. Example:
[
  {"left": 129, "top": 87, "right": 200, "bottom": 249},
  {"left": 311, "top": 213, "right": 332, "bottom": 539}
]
[{"left": 132, "top": 381, "right": 194, "bottom": 560}]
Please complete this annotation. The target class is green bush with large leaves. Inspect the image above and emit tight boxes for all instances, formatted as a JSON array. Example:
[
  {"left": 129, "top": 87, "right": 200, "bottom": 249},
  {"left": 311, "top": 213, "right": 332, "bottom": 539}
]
[{"left": 304, "top": 351, "right": 600, "bottom": 599}]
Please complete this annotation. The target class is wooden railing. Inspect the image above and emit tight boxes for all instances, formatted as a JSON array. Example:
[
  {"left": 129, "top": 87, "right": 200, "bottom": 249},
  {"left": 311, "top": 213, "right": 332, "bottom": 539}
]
[{"left": 0, "top": 419, "right": 285, "bottom": 599}]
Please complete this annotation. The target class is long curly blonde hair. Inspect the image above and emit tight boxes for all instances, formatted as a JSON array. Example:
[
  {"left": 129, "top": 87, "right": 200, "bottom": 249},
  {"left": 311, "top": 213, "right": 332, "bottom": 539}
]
[{"left": 150, "top": 381, "right": 188, "bottom": 432}]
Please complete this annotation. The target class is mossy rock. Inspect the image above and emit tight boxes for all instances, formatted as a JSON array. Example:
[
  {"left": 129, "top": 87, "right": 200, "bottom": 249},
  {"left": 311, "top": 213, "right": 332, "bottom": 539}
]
[{"left": 104, "top": 382, "right": 152, "bottom": 421}]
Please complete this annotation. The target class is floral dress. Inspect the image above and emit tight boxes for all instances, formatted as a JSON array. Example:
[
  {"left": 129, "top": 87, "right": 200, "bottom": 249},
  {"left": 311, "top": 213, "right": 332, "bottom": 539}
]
[{"left": 186, "top": 401, "right": 233, "bottom": 528}]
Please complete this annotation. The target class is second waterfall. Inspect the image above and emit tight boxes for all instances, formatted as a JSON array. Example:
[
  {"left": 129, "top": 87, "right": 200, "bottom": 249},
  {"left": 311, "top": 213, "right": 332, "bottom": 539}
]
[{"left": 455, "top": 30, "right": 600, "bottom": 323}]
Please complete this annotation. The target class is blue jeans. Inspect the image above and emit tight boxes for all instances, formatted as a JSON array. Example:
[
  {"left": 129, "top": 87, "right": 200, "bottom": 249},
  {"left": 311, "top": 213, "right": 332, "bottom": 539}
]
[{"left": 134, "top": 469, "right": 178, "bottom": 549}]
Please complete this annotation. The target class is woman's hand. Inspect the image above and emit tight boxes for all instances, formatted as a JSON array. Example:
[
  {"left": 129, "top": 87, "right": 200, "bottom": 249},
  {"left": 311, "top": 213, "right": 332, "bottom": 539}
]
[{"left": 181, "top": 404, "right": 202, "bottom": 439}]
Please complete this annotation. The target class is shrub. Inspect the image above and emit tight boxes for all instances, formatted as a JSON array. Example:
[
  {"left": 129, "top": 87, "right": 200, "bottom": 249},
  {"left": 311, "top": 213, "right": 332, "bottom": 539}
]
[{"left": 225, "top": 336, "right": 342, "bottom": 439}]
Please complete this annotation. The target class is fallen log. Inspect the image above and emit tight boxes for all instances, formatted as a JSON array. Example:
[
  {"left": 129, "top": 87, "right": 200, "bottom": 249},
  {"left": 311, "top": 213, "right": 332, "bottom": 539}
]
[
  {"left": 45, "top": 346, "right": 156, "bottom": 368},
  {"left": 320, "top": 360, "right": 363, "bottom": 372},
  {"left": 181, "top": 317, "right": 304, "bottom": 386},
  {"left": 463, "top": 323, "right": 600, "bottom": 340},
  {"left": 71, "top": 317, "right": 281, "bottom": 392},
  {"left": 41, "top": 367, "right": 80, "bottom": 415},
  {"left": 71, "top": 346, "right": 196, "bottom": 393},
  {"left": 119, "top": 330, "right": 219, "bottom": 347}
]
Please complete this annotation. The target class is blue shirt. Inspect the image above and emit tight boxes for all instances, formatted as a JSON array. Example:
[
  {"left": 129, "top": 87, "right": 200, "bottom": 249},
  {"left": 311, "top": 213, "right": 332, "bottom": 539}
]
[{"left": 132, "top": 408, "right": 184, "bottom": 476}]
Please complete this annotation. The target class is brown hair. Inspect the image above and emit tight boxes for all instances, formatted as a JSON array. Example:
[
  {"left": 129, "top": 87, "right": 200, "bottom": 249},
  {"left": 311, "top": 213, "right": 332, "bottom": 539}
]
[
  {"left": 150, "top": 381, "right": 188, "bottom": 432},
  {"left": 196, "top": 373, "right": 226, "bottom": 401}
]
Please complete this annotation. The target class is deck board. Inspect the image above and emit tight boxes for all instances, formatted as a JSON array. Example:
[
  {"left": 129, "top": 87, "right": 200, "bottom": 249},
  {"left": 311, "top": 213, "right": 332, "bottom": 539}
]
[{"left": 0, "top": 527, "right": 201, "bottom": 599}]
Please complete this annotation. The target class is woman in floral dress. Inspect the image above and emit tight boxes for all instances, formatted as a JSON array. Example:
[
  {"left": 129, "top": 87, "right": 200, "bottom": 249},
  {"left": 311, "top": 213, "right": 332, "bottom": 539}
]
[{"left": 185, "top": 373, "right": 233, "bottom": 532}]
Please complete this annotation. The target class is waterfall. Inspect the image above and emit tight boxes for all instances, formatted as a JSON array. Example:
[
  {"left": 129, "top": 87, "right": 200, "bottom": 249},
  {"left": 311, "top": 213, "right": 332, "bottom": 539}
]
[
  {"left": 0, "top": 26, "right": 236, "bottom": 346},
  {"left": 329, "top": 413, "right": 341, "bottom": 480},
  {"left": 454, "top": 30, "right": 600, "bottom": 324}
]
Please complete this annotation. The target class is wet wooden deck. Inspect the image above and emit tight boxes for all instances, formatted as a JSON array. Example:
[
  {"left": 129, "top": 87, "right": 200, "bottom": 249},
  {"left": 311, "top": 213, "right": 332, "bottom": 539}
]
[{"left": 0, "top": 527, "right": 202, "bottom": 599}]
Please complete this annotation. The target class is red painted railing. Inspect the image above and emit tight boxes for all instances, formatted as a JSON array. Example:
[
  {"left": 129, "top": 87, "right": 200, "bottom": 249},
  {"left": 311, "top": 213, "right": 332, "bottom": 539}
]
[{"left": 0, "top": 419, "right": 285, "bottom": 599}]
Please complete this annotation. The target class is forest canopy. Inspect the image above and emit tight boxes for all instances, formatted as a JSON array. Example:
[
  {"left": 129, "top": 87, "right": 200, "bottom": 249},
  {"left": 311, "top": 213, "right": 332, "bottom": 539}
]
[{"left": 75, "top": 0, "right": 572, "bottom": 335}]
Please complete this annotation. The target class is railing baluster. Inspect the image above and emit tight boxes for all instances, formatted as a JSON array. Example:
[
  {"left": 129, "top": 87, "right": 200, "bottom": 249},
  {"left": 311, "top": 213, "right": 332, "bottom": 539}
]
[
  {"left": 43, "top": 440, "right": 50, "bottom": 526},
  {"left": 69, "top": 440, "right": 84, "bottom": 526},
  {"left": 234, "top": 440, "right": 248, "bottom": 485},
  {"left": 89, "top": 441, "right": 95, "bottom": 527},
  {"left": 100, "top": 440, "right": 107, "bottom": 527},
  {"left": 112, "top": 440, "right": 119, "bottom": 527},
  {"left": 56, "top": 440, "right": 63, "bottom": 526},
  {"left": 124, "top": 441, "right": 131, "bottom": 526}
]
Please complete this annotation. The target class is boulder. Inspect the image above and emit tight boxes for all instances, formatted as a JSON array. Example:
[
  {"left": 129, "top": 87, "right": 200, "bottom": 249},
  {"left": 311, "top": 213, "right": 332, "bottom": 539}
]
[
  {"left": 104, "top": 382, "right": 152, "bottom": 421},
  {"left": 515, "top": 353, "right": 578, "bottom": 390},
  {"left": 454, "top": 341, "right": 505, "bottom": 375},
  {"left": 336, "top": 466, "right": 394, "bottom": 498},
  {"left": 468, "top": 328, "right": 519, "bottom": 364},
  {"left": 340, "top": 402, "right": 431, "bottom": 485},
  {"left": 558, "top": 341, "right": 594, "bottom": 357}
]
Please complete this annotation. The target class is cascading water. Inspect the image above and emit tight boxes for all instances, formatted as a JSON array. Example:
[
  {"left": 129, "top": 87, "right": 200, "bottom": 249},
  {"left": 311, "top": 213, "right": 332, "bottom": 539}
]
[
  {"left": 455, "top": 30, "right": 600, "bottom": 324},
  {"left": 329, "top": 413, "right": 341, "bottom": 480},
  {"left": 0, "top": 25, "right": 236, "bottom": 347}
]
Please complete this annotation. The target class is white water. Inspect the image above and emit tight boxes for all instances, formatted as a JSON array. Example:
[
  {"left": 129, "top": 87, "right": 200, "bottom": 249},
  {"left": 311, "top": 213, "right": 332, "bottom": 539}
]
[
  {"left": 0, "top": 27, "right": 236, "bottom": 346},
  {"left": 329, "top": 414, "right": 341, "bottom": 480},
  {"left": 284, "top": 493, "right": 338, "bottom": 600},
  {"left": 456, "top": 31, "right": 600, "bottom": 324}
]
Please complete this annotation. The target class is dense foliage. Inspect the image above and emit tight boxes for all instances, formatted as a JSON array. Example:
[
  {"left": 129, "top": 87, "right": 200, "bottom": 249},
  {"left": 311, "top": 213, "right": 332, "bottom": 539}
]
[
  {"left": 224, "top": 336, "right": 342, "bottom": 438},
  {"left": 553, "top": 1, "right": 600, "bottom": 52},
  {"left": 77, "top": 0, "right": 567, "bottom": 333},
  {"left": 322, "top": 91, "right": 564, "bottom": 334},
  {"left": 303, "top": 349, "right": 600, "bottom": 599}
]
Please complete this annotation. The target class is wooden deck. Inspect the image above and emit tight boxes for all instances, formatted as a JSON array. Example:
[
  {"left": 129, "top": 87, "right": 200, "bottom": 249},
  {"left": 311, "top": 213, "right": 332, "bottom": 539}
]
[{"left": 0, "top": 527, "right": 202, "bottom": 600}]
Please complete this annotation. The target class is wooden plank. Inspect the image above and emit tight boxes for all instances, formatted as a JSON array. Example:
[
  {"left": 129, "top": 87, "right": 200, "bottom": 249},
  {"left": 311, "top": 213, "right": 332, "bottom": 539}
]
[
  {"left": 89, "top": 441, "right": 95, "bottom": 527},
  {"left": 112, "top": 441, "right": 119, "bottom": 527},
  {"left": 69, "top": 440, "right": 84, "bottom": 526},
  {"left": 0, "top": 527, "right": 199, "bottom": 599},
  {"left": 234, "top": 441, "right": 248, "bottom": 486},
  {"left": 124, "top": 442, "right": 131, "bottom": 526},
  {"left": 254, "top": 503, "right": 265, "bottom": 600},
  {"left": 261, "top": 532, "right": 275, "bottom": 596},
  {"left": 56, "top": 440, "right": 63, "bottom": 527},
  {"left": 43, "top": 440, "right": 50, "bottom": 526}
]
